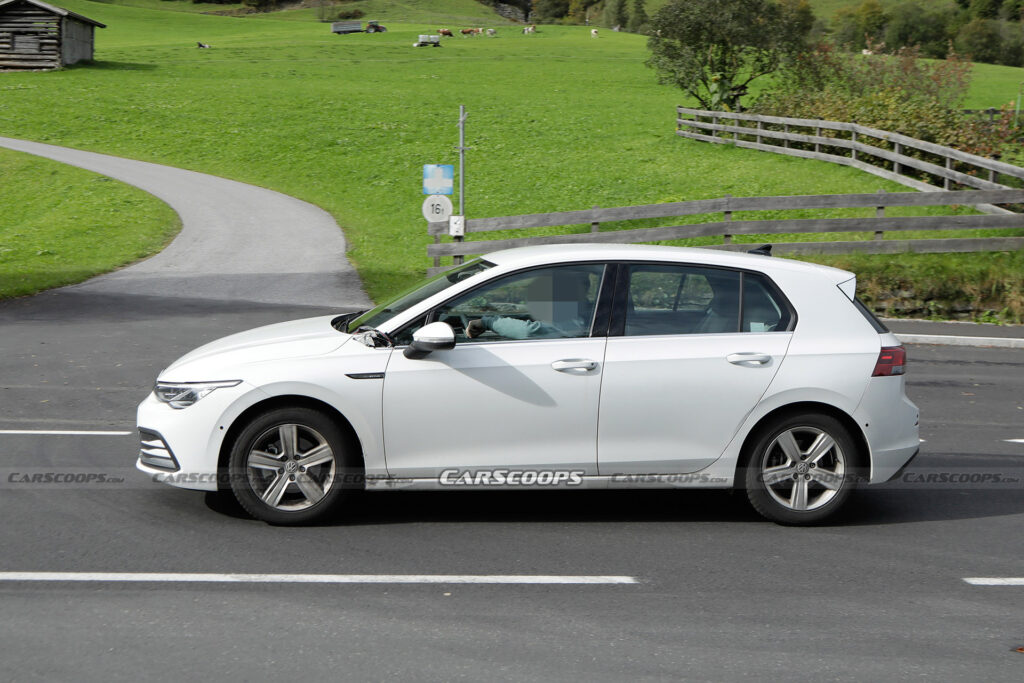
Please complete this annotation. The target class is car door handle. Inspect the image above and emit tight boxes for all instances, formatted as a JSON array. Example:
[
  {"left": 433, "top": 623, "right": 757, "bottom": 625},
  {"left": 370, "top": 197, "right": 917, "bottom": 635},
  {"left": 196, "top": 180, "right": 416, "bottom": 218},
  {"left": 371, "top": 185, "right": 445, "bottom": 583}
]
[
  {"left": 552, "top": 359, "right": 598, "bottom": 372},
  {"left": 727, "top": 352, "right": 772, "bottom": 365}
]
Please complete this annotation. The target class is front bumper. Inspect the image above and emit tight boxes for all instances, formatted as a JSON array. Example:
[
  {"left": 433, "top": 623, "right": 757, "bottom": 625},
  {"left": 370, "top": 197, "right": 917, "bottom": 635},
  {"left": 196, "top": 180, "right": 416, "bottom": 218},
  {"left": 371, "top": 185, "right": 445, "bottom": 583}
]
[{"left": 136, "top": 382, "right": 259, "bottom": 491}]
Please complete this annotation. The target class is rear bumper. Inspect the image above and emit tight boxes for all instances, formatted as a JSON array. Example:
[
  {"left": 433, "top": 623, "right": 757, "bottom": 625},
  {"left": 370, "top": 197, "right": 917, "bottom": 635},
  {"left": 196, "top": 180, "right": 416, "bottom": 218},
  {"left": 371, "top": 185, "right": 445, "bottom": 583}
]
[{"left": 854, "top": 376, "right": 920, "bottom": 483}]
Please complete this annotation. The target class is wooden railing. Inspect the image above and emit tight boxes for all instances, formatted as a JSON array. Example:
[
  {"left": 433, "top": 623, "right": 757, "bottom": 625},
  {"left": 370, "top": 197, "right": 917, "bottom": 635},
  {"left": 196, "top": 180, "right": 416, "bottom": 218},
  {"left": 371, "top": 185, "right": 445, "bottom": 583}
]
[
  {"left": 675, "top": 107, "right": 1024, "bottom": 214},
  {"left": 426, "top": 189, "right": 1024, "bottom": 271}
]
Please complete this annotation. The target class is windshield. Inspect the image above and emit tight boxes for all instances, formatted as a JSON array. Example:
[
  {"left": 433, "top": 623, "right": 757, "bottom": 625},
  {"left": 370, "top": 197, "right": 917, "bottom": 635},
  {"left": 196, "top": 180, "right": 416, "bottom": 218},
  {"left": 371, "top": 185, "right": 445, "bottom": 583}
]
[{"left": 347, "top": 259, "right": 494, "bottom": 333}]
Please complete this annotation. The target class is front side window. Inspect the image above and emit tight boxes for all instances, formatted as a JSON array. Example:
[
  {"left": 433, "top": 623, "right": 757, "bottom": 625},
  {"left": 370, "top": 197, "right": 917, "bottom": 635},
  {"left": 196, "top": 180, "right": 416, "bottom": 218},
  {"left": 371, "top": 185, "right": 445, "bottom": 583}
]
[{"left": 412, "top": 264, "right": 606, "bottom": 343}]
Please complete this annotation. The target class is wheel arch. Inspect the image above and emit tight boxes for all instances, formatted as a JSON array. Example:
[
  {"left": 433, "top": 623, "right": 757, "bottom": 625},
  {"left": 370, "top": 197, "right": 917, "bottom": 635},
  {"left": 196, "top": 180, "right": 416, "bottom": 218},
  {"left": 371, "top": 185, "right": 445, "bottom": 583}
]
[
  {"left": 735, "top": 401, "right": 870, "bottom": 478},
  {"left": 217, "top": 395, "right": 365, "bottom": 489}
]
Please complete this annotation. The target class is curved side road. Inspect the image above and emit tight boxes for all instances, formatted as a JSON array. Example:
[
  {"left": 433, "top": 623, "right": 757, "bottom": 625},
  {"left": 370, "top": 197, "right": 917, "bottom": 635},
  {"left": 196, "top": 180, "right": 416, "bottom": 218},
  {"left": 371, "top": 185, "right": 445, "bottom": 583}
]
[{"left": 0, "top": 136, "right": 372, "bottom": 309}]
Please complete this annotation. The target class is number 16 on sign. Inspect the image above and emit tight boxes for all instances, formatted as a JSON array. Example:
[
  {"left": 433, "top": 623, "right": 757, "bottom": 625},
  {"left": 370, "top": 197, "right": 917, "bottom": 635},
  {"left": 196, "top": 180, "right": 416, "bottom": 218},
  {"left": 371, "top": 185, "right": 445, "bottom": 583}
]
[{"left": 422, "top": 194, "right": 453, "bottom": 223}]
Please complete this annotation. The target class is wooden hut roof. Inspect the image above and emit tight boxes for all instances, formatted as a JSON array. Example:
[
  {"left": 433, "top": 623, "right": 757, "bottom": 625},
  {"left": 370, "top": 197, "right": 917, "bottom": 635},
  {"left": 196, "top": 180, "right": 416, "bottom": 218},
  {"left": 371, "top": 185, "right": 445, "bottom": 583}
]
[{"left": 0, "top": 0, "right": 106, "bottom": 28}]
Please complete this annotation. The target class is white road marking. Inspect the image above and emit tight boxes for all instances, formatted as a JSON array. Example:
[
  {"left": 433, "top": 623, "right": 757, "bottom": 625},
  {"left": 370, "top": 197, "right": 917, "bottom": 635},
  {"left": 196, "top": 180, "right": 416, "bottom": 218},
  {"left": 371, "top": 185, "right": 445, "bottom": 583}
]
[
  {"left": 0, "top": 430, "right": 132, "bottom": 436},
  {"left": 0, "top": 572, "right": 638, "bottom": 585},
  {"left": 1005, "top": 439, "right": 1024, "bottom": 444},
  {"left": 963, "top": 578, "right": 1024, "bottom": 586}
]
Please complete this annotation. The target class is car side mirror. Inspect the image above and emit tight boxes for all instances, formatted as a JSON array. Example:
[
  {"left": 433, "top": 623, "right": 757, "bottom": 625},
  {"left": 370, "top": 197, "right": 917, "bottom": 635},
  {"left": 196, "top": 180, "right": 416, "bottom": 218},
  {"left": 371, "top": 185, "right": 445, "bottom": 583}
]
[{"left": 403, "top": 321, "right": 456, "bottom": 359}]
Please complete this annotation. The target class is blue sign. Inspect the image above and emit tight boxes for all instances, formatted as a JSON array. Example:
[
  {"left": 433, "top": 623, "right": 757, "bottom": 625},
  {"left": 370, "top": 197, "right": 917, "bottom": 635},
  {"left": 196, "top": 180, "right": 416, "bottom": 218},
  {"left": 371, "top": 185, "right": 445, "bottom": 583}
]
[{"left": 423, "top": 164, "right": 454, "bottom": 195}]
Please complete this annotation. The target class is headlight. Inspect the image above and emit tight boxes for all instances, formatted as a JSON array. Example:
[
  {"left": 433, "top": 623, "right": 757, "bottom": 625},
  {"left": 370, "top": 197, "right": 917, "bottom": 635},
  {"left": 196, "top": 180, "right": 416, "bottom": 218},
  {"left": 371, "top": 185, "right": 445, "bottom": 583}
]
[{"left": 154, "top": 380, "right": 242, "bottom": 409}]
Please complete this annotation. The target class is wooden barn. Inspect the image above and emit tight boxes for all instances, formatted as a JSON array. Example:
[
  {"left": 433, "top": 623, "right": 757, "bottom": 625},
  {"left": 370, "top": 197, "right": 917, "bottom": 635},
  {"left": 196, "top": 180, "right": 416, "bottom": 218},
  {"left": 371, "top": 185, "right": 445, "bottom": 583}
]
[{"left": 0, "top": 0, "right": 105, "bottom": 70}]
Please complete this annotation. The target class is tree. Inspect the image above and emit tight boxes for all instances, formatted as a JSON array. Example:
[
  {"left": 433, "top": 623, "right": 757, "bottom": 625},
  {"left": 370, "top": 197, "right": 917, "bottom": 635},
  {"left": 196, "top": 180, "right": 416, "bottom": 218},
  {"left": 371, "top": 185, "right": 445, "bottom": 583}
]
[
  {"left": 646, "top": 0, "right": 814, "bottom": 110},
  {"left": 956, "top": 17, "right": 1003, "bottom": 63},
  {"left": 604, "top": 0, "right": 628, "bottom": 28},
  {"left": 627, "top": 0, "right": 649, "bottom": 33}
]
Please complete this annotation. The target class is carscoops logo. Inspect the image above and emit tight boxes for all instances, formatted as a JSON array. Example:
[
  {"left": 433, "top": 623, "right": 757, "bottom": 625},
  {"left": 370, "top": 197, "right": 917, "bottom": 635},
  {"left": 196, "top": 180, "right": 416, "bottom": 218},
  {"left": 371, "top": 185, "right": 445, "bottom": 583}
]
[{"left": 439, "top": 469, "right": 585, "bottom": 486}]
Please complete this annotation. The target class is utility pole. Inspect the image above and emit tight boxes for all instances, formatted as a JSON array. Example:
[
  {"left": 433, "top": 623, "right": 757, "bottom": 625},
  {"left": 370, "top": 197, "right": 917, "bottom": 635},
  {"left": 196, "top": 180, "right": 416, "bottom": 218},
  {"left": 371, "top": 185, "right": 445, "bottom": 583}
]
[{"left": 455, "top": 105, "right": 468, "bottom": 264}]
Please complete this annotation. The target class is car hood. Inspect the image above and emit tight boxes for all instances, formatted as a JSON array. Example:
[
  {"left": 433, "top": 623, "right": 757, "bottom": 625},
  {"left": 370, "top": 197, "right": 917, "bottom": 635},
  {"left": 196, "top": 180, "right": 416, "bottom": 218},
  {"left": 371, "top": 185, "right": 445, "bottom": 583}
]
[{"left": 160, "top": 315, "right": 350, "bottom": 381}]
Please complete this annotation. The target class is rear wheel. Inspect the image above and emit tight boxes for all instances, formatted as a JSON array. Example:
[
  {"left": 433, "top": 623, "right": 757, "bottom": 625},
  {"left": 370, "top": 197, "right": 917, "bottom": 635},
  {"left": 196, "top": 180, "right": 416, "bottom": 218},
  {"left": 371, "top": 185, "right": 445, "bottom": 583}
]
[
  {"left": 744, "top": 413, "right": 861, "bottom": 525},
  {"left": 228, "top": 407, "right": 358, "bottom": 525}
]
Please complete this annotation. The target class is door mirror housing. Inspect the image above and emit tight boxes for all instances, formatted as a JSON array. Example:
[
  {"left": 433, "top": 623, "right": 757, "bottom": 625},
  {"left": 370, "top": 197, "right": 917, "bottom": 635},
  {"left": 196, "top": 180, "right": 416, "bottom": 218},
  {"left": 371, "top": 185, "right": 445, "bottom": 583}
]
[{"left": 403, "top": 321, "right": 456, "bottom": 359}]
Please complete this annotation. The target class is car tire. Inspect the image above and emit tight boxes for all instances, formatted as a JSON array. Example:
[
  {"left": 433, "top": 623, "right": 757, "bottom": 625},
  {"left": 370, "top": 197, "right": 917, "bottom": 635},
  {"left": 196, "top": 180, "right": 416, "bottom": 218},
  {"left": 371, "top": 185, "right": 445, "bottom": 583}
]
[
  {"left": 743, "top": 413, "right": 862, "bottom": 526},
  {"left": 228, "top": 407, "right": 359, "bottom": 525}
]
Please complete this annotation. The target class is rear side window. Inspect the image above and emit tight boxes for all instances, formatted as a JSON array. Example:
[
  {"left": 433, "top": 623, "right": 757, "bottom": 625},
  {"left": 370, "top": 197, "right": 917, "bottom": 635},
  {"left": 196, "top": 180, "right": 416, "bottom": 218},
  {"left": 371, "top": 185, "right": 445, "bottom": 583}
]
[{"left": 621, "top": 264, "right": 791, "bottom": 336}]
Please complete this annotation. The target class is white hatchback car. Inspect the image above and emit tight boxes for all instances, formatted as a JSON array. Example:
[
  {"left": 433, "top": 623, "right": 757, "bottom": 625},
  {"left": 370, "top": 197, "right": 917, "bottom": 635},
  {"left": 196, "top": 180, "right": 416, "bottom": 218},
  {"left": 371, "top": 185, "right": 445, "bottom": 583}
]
[{"left": 137, "top": 244, "right": 919, "bottom": 525}]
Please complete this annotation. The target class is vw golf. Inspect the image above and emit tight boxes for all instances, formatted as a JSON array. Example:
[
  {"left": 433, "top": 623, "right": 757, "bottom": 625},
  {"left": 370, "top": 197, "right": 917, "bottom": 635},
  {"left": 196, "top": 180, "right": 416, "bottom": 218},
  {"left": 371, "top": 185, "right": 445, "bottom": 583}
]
[{"left": 137, "top": 244, "right": 919, "bottom": 525}]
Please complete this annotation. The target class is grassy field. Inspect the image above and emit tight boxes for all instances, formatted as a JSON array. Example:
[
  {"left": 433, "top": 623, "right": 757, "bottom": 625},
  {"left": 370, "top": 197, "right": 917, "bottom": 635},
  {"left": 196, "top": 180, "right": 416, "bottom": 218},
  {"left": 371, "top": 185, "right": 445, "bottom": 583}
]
[
  {"left": 0, "top": 148, "right": 180, "bottom": 298},
  {"left": 0, "top": 0, "right": 1019, "bottom": 316}
]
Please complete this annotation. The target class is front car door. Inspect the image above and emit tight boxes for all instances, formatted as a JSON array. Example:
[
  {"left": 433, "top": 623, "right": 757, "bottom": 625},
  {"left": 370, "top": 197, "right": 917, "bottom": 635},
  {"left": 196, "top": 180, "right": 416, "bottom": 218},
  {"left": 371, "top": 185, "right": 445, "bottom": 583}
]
[
  {"left": 598, "top": 262, "right": 795, "bottom": 475},
  {"left": 382, "top": 263, "right": 610, "bottom": 479}
]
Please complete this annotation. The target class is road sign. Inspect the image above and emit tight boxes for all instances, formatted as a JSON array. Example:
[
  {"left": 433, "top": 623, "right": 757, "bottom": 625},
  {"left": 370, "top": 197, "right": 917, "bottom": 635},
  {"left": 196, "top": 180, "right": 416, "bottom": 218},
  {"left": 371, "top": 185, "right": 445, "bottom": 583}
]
[
  {"left": 423, "top": 164, "right": 454, "bottom": 195},
  {"left": 422, "top": 194, "right": 453, "bottom": 222}
]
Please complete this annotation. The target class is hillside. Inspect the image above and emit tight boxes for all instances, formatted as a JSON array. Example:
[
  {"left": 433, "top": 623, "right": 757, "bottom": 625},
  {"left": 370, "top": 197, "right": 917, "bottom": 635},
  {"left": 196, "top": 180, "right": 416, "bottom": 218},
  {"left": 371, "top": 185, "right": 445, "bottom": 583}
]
[{"left": 0, "top": 0, "right": 1017, "bottom": 303}]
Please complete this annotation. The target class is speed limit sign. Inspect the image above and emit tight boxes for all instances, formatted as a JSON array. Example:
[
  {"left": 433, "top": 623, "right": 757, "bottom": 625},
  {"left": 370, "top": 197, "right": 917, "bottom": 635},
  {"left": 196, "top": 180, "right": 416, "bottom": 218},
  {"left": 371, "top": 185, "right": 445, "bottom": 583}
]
[{"left": 422, "top": 194, "right": 453, "bottom": 223}]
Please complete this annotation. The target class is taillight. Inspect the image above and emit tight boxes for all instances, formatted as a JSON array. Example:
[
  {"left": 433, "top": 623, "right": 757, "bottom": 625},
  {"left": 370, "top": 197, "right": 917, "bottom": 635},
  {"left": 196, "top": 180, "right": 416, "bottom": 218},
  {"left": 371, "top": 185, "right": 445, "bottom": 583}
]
[{"left": 872, "top": 346, "right": 906, "bottom": 377}]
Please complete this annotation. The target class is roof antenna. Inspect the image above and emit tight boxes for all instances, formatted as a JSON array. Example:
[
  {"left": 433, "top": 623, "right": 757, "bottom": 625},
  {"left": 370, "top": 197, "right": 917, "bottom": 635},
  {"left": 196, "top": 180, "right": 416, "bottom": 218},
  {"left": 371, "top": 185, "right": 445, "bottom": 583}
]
[{"left": 748, "top": 244, "right": 772, "bottom": 256}]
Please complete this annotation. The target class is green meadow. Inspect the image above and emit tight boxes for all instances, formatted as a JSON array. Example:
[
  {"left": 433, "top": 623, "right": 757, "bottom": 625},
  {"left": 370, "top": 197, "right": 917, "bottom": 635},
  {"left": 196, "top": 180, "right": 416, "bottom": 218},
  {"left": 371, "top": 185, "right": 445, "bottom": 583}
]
[{"left": 0, "top": 0, "right": 1020, "bottom": 313}]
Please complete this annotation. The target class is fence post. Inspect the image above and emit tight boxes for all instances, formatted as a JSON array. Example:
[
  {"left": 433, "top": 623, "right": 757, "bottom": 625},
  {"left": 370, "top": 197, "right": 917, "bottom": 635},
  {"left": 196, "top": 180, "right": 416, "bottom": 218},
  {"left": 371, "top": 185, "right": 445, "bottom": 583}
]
[
  {"left": 894, "top": 142, "right": 902, "bottom": 176},
  {"left": 944, "top": 158, "right": 951, "bottom": 190},
  {"left": 591, "top": 205, "right": 600, "bottom": 233},
  {"left": 874, "top": 189, "right": 885, "bottom": 241},
  {"left": 756, "top": 120, "right": 762, "bottom": 145},
  {"left": 734, "top": 116, "right": 739, "bottom": 143},
  {"left": 783, "top": 123, "right": 789, "bottom": 148},
  {"left": 433, "top": 235, "right": 440, "bottom": 268},
  {"left": 989, "top": 168, "right": 996, "bottom": 183},
  {"left": 851, "top": 130, "right": 857, "bottom": 161},
  {"left": 723, "top": 194, "right": 732, "bottom": 244},
  {"left": 815, "top": 126, "right": 821, "bottom": 153}
]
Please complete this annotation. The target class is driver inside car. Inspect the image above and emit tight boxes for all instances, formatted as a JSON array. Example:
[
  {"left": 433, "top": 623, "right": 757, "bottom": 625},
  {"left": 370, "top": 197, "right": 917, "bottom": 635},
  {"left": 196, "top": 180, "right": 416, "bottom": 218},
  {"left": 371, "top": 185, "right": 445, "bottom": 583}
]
[{"left": 465, "top": 271, "right": 593, "bottom": 340}]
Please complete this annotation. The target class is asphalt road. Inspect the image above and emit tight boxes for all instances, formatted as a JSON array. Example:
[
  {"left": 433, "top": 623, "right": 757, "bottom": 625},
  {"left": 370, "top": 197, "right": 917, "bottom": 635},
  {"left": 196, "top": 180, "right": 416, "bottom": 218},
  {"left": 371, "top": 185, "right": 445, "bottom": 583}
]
[{"left": 1, "top": 290, "right": 1022, "bottom": 682}]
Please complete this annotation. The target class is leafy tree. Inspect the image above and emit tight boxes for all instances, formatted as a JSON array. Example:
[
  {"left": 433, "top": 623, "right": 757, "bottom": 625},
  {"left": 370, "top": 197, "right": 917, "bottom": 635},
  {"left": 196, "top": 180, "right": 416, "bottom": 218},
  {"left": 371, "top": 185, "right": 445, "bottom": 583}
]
[
  {"left": 883, "top": 1, "right": 954, "bottom": 58},
  {"left": 956, "top": 17, "right": 1004, "bottom": 63},
  {"left": 970, "top": 0, "right": 1004, "bottom": 19},
  {"left": 604, "top": 0, "right": 629, "bottom": 28},
  {"left": 627, "top": 0, "right": 649, "bottom": 33},
  {"left": 533, "top": 0, "right": 569, "bottom": 21},
  {"left": 646, "top": 0, "right": 814, "bottom": 110}
]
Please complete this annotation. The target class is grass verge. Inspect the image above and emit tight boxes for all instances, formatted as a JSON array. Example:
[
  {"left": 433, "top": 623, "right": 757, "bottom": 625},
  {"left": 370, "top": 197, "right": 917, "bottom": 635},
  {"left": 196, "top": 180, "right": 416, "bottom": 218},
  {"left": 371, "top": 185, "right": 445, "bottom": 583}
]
[{"left": 0, "top": 148, "right": 180, "bottom": 298}]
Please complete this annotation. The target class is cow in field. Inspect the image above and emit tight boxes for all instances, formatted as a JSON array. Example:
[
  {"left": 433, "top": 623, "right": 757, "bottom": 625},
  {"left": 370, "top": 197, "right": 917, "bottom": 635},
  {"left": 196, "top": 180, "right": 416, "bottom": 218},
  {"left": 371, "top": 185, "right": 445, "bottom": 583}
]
[
  {"left": 591, "top": 29, "right": 599, "bottom": 38},
  {"left": 439, "top": 28, "right": 453, "bottom": 37},
  {"left": 486, "top": 28, "right": 496, "bottom": 37}
]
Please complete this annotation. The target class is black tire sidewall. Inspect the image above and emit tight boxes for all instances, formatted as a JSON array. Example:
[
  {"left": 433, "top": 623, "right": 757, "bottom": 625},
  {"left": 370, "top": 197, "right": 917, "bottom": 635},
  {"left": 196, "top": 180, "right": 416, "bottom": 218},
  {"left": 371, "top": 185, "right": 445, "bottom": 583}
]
[
  {"left": 228, "top": 407, "right": 356, "bottom": 525},
  {"left": 743, "top": 413, "right": 860, "bottom": 526}
]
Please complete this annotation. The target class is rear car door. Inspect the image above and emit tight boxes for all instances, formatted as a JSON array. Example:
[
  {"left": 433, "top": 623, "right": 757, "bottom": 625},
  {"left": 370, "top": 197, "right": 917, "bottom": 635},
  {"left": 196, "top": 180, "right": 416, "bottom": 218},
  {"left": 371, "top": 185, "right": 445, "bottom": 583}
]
[{"left": 597, "top": 262, "right": 794, "bottom": 475}]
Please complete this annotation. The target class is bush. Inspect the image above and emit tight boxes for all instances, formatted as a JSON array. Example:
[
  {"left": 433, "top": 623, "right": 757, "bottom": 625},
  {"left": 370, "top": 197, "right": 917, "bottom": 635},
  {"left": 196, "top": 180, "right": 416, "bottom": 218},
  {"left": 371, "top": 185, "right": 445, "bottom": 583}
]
[{"left": 752, "top": 43, "right": 1022, "bottom": 158}]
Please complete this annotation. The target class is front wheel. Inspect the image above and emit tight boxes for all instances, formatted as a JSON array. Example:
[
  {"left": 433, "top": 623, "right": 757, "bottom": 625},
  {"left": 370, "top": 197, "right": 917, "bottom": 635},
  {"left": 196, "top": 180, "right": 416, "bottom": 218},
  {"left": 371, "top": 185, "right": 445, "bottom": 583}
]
[
  {"left": 743, "top": 414, "right": 861, "bottom": 525},
  {"left": 228, "top": 407, "right": 359, "bottom": 525}
]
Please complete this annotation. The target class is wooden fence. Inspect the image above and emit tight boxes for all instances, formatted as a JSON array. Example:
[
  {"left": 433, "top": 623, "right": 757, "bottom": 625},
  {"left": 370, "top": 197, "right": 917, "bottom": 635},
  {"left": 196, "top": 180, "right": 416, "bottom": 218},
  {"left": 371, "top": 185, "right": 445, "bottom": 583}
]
[
  {"left": 426, "top": 189, "right": 1024, "bottom": 272},
  {"left": 425, "top": 111, "right": 1024, "bottom": 271},
  {"left": 674, "top": 107, "right": 1024, "bottom": 215}
]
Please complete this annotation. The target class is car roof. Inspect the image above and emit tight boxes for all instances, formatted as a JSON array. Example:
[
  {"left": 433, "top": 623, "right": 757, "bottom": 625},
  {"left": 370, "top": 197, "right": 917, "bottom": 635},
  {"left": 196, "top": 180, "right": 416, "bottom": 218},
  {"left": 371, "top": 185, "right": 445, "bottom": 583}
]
[{"left": 483, "top": 244, "right": 854, "bottom": 284}]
